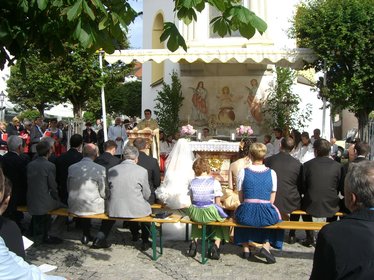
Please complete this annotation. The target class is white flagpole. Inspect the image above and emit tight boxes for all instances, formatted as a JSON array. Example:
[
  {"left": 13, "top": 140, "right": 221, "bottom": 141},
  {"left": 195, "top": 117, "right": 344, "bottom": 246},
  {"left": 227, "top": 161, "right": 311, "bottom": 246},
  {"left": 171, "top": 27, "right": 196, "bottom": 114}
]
[{"left": 99, "top": 50, "right": 108, "bottom": 141}]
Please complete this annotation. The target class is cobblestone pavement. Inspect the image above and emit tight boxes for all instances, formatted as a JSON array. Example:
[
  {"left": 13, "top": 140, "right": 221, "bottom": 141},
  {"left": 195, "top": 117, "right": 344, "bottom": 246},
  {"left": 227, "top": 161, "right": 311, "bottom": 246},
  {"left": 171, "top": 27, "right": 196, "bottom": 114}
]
[{"left": 25, "top": 221, "right": 315, "bottom": 280}]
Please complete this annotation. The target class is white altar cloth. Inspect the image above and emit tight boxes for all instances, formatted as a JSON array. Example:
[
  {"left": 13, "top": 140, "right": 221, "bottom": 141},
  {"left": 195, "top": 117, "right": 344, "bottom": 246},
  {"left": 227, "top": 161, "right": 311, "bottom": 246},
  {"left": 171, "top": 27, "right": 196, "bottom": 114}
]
[{"left": 189, "top": 140, "right": 240, "bottom": 152}]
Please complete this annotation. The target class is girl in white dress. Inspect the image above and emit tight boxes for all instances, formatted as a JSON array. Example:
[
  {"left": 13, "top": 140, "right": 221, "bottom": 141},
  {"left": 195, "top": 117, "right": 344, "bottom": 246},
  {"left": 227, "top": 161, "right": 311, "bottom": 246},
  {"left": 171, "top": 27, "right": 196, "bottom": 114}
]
[{"left": 155, "top": 138, "right": 195, "bottom": 209}]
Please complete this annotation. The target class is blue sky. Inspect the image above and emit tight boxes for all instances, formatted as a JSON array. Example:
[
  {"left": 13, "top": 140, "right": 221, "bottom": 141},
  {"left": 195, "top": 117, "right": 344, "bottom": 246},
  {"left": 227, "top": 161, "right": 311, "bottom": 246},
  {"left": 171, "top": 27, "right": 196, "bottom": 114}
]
[{"left": 128, "top": 0, "right": 143, "bottom": 49}]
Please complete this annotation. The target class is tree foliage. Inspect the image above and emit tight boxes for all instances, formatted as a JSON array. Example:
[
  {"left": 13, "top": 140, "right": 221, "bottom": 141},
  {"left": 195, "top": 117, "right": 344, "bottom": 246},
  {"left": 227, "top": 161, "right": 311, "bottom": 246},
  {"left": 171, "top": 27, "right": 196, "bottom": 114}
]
[
  {"left": 85, "top": 80, "right": 142, "bottom": 119},
  {"left": 291, "top": 0, "right": 374, "bottom": 138},
  {"left": 6, "top": 53, "right": 65, "bottom": 115},
  {"left": 0, "top": 0, "right": 267, "bottom": 69},
  {"left": 107, "top": 81, "right": 141, "bottom": 117},
  {"left": 55, "top": 48, "right": 101, "bottom": 118},
  {"left": 6, "top": 47, "right": 133, "bottom": 118},
  {"left": 154, "top": 71, "right": 184, "bottom": 136},
  {"left": 18, "top": 109, "right": 42, "bottom": 122},
  {"left": 0, "top": 0, "right": 137, "bottom": 69},
  {"left": 264, "top": 67, "right": 312, "bottom": 133}
]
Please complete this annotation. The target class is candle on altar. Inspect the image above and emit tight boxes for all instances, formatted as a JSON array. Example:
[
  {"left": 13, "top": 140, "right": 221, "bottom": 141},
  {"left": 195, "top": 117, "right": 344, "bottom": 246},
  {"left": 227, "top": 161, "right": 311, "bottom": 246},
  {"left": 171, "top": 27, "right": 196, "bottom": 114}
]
[
  {"left": 231, "top": 133, "right": 235, "bottom": 141},
  {"left": 187, "top": 115, "right": 190, "bottom": 124},
  {"left": 197, "top": 132, "right": 202, "bottom": 141}
]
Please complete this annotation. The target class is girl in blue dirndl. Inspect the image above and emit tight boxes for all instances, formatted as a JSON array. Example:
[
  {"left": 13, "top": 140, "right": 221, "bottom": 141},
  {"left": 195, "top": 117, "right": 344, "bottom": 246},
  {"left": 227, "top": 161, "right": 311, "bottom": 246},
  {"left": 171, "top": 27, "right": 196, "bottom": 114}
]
[{"left": 234, "top": 142, "right": 284, "bottom": 264}]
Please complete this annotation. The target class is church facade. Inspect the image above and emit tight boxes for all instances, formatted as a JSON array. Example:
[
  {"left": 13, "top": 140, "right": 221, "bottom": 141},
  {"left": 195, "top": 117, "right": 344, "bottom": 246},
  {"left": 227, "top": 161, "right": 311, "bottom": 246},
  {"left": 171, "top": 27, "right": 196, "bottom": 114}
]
[{"left": 138, "top": 0, "right": 331, "bottom": 138}]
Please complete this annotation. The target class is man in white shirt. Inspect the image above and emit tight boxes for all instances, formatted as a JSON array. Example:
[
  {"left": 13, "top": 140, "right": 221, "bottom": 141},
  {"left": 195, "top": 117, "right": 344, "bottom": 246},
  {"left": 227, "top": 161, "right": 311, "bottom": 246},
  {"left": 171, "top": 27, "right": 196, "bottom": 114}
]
[
  {"left": 264, "top": 134, "right": 274, "bottom": 158},
  {"left": 108, "top": 117, "right": 127, "bottom": 158},
  {"left": 273, "top": 128, "right": 283, "bottom": 155}
]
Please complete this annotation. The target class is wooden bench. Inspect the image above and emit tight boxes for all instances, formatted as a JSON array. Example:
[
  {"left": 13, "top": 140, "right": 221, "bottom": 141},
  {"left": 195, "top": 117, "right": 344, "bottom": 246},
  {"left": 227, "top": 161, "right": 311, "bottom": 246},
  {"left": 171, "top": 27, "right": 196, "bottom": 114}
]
[
  {"left": 291, "top": 210, "right": 345, "bottom": 217},
  {"left": 150, "top": 203, "right": 164, "bottom": 209},
  {"left": 180, "top": 217, "right": 328, "bottom": 264},
  {"left": 17, "top": 205, "right": 334, "bottom": 264},
  {"left": 17, "top": 206, "right": 182, "bottom": 261},
  {"left": 151, "top": 204, "right": 345, "bottom": 216}
]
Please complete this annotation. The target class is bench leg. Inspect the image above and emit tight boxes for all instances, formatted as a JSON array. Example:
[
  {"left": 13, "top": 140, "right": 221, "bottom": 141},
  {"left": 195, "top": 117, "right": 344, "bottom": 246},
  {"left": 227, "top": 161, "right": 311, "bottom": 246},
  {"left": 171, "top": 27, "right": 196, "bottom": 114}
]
[
  {"left": 159, "top": 225, "right": 163, "bottom": 255},
  {"left": 185, "top": 223, "right": 189, "bottom": 242},
  {"left": 201, "top": 224, "right": 208, "bottom": 264},
  {"left": 150, "top": 222, "right": 160, "bottom": 261}
]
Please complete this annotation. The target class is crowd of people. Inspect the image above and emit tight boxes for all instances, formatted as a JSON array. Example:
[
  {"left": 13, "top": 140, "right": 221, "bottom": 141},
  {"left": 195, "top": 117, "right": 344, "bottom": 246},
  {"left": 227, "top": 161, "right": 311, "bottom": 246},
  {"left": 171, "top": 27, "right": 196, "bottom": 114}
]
[{"left": 0, "top": 114, "right": 373, "bottom": 278}]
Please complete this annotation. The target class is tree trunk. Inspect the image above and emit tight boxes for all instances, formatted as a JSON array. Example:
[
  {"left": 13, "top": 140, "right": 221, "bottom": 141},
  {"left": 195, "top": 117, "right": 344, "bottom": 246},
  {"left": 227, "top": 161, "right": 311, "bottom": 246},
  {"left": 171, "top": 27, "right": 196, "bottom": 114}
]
[
  {"left": 36, "top": 104, "right": 45, "bottom": 117},
  {"left": 356, "top": 110, "right": 369, "bottom": 142}
]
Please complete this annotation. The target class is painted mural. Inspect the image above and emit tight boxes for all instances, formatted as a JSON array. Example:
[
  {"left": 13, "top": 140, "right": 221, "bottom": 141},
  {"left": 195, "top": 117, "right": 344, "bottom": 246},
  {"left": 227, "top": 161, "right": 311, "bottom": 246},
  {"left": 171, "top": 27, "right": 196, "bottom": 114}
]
[{"left": 180, "top": 76, "right": 271, "bottom": 136}]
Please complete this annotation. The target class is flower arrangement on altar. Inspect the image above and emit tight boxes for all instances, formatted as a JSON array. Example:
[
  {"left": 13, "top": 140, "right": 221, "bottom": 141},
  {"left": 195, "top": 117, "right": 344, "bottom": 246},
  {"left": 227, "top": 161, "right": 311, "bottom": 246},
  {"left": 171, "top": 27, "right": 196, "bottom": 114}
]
[
  {"left": 236, "top": 125, "right": 254, "bottom": 138},
  {"left": 180, "top": 124, "right": 196, "bottom": 138}
]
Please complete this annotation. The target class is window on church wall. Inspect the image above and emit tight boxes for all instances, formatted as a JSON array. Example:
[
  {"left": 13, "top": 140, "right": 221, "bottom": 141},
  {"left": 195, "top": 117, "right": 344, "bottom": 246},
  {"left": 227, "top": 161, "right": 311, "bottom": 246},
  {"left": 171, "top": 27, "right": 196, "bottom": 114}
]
[
  {"left": 209, "top": 0, "right": 245, "bottom": 38},
  {"left": 151, "top": 13, "right": 164, "bottom": 86}
]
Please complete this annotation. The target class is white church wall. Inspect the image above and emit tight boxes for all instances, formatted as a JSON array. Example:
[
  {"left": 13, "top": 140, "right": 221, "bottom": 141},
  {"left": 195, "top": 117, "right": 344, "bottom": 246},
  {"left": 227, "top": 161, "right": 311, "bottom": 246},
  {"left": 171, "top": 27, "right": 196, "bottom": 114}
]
[{"left": 293, "top": 82, "right": 331, "bottom": 139}]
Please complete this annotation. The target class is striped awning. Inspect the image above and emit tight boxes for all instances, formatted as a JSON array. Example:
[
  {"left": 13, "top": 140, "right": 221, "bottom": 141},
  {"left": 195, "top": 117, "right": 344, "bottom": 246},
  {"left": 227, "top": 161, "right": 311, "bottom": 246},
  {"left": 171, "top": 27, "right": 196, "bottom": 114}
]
[{"left": 105, "top": 46, "right": 316, "bottom": 69}]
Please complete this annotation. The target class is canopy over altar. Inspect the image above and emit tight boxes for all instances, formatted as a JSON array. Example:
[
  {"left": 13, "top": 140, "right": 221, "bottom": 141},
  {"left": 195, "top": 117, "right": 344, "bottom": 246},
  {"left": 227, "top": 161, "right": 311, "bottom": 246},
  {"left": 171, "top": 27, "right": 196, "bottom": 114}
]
[{"left": 105, "top": 47, "right": 316, "bottom": 70}]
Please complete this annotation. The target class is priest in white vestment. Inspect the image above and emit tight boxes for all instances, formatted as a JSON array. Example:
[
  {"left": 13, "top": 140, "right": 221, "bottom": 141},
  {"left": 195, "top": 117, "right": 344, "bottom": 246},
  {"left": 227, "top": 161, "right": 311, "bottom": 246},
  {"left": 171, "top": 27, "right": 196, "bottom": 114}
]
[{"left": 108, "top": 117, "right": 128, "bottom": 157}]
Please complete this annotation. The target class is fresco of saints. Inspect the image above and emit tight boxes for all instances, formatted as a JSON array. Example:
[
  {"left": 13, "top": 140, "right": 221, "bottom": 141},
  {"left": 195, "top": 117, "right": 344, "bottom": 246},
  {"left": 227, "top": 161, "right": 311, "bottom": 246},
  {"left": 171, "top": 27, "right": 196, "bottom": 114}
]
[
  {"left": 189, "top": 81, "right": 208, "bottom": 121},
  {"left": 216, "top": 86, "right": 242, "bottom": 124},
  {"left": 245, "top": 78, "right": 263, "bottom": 123}
]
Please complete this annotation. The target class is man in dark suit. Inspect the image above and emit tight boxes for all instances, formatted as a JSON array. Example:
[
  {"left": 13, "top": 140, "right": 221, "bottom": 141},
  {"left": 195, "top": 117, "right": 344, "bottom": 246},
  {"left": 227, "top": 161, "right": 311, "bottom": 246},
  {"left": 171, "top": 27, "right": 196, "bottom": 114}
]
[
  {"left": 94, "top": 140, "right": 121, "bottom": 172},
  {"left": 265, "top": 137, "right": 302, "bottom": 243},
  {"left": 27, "top": 141, "right": 64, "bottom": 244},
  {"left": 82, "top": 122, "right": 97, "bottom": 145},
  {"left": 133, "top": 137, "right": 161, "bottom": 204},
  {"left": 1, "top": 136, "right": 29, "bottom": 229},
  {"left": 301, "top": 138, "right": 345, "bottom": 246},
  {"left": 353, "top": 141, "right": 369, "bottom": 163},
  {"left": 55, "top": 134, "right": 83, "bottom": 204},
  {"left": 311, "top": 161, "right": 374, "bottom": 279},
  {"left": 343, "top": 141, "right": 369, "bottom": 177}
]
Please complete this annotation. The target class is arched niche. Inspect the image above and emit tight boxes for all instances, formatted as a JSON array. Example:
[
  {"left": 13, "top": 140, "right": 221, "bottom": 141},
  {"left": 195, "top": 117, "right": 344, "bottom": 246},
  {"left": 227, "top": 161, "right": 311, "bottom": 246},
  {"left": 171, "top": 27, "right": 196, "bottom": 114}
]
[{"left": 151, "top": 13, "right": 164, "bottom": 85}]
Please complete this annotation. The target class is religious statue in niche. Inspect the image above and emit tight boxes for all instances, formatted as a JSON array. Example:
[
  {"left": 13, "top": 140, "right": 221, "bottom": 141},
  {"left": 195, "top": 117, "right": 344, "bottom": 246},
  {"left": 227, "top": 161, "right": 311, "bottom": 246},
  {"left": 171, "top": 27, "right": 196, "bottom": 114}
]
[
  {"left": 245, "top": 78, "right": 264, "bottom": 124},
  {"left": 189, "top": 81, "right": 208, "bottom": 122},
  {"left": 216, "top": 86, "right": 242, "bottom": 124}
]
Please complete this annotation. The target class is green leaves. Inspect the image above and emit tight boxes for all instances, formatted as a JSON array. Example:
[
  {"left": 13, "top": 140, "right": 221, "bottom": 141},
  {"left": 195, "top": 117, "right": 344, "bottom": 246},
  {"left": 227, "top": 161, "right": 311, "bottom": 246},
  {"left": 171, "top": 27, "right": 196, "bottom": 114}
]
[
  {"left": 293, "top": 0, "right": 374, "bottom": 136},
  {"left": 264, "top": 67, "right": 312, "bottom": 131},
  {"left": 67, "top": 0, "right": 83, "bottom": 21},
  {"left": 160, "top": 22, "right": 187, "bottom": 52},
  {"left": 208, "top": 2, "right": 267, "bottom": 39},
  {"left": 239, "top": 23, "right": 256, "bottom": 39},
  {"left": 208, "top": 0, "right": 226, "bottom": 12},
  {"left": 155, "top": 71, "right": 184, "bottom": 136},
  {"left": 248, "top": 13, "right": 267, "bottom": 34},
  {"left": 210, "top": 16, "right": 231, "bottom": 37},
  {"left": 82, "top": 1, "right": 95, "bottom": 21},
  {"left": 177, "top": 7, "right": 197, "bottom": 25},
  {"left": 37, "top": 0, "right": 48, "bottom": 11},
  {"left": 182, "top": 0, "right": 204, "bottom": 9}
]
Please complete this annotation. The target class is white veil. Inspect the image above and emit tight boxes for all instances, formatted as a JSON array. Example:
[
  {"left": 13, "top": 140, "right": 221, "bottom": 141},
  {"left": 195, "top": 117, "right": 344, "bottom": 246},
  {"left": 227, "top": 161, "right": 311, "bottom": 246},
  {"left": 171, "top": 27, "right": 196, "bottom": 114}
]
[{"left": 155, "top": 138, "right": 195, "bottom": 209}]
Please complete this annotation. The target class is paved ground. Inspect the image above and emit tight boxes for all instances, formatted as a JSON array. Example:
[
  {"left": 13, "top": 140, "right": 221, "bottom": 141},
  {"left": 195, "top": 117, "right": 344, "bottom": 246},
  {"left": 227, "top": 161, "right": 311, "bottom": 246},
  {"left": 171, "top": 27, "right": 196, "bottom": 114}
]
[{"left": 25, "top": 221, "right": 316, "bottom": 280}]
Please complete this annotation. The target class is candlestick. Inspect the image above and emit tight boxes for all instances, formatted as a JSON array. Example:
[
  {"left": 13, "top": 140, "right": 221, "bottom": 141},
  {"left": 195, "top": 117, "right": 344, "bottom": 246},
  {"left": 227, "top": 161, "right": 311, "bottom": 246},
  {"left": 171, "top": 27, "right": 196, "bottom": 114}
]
[{"left": 231, "top": 133, "right": 235, "bottom": 141}]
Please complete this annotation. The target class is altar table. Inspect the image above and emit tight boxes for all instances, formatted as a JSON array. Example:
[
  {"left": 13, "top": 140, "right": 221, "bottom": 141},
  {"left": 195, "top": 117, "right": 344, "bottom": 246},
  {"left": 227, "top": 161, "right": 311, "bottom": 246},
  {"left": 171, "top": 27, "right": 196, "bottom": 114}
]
[{"left": 189, "top": 141, "right": 240, "bottom": 184}]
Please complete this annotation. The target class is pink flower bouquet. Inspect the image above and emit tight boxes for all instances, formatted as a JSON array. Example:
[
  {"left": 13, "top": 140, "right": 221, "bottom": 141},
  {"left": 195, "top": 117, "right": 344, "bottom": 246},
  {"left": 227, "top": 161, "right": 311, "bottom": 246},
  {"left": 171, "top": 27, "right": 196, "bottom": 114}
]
[
  {"left": 180, "top": 124, "right": 196, "bottom": 137},
  {"left": 236, "top": 125, "right": 254, "bottom": 138}
]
